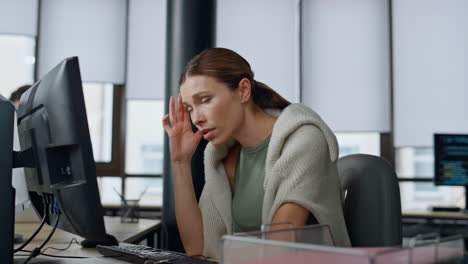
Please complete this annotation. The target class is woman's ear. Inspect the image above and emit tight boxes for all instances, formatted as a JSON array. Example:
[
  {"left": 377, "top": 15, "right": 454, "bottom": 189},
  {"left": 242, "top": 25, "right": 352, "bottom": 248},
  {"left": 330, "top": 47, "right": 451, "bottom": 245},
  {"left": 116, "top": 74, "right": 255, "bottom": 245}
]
[{"left": 238, "top": 78, "right": 252, "bottom": 104}]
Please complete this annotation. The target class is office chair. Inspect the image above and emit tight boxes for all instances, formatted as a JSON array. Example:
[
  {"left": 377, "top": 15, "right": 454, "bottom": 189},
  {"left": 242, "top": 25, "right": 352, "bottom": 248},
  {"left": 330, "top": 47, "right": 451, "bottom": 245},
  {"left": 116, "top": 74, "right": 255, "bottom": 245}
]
[{"left": 337, "top": 154, "right": 402, "bottom": 247}]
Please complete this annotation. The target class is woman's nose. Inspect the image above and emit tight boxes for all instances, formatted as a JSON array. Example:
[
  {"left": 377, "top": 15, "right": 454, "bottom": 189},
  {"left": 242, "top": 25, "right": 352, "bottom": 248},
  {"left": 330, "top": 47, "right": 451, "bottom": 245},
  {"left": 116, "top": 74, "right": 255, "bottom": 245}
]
[{"left": 191, "top": 110, "right": 205, "bottom": 127}]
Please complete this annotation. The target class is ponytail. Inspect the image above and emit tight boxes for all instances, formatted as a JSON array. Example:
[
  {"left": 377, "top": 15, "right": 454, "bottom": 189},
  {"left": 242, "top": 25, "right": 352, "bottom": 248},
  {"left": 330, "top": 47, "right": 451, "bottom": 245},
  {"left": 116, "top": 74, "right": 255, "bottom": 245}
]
[
  {"left": 181, "top": 47, "right": 291, "bottom": 110},
  {"left": 251, "top": 80, "right": 290, "bottom": 109}
]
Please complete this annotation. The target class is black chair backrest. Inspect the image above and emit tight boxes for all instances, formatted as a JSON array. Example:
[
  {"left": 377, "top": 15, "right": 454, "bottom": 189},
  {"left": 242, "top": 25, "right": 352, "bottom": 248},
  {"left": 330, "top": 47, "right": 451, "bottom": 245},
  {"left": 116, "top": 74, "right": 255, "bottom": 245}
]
[{"left": 337, "top": 154, "right": 402, "bottom": 247}]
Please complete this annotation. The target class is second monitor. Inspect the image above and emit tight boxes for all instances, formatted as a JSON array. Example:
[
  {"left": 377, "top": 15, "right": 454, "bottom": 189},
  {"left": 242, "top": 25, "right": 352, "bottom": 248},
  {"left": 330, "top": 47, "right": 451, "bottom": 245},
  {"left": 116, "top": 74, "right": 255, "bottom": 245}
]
[{"left": 434, "top": 134, "right": 468, "bottom": 212}]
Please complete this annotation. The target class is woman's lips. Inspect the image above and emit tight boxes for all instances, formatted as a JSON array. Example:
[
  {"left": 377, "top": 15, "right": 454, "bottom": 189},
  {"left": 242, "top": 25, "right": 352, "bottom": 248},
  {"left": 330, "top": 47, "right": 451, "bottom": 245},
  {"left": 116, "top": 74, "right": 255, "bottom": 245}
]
[{"left": 201, "top": 128, "right": 215, "bottom": 140}]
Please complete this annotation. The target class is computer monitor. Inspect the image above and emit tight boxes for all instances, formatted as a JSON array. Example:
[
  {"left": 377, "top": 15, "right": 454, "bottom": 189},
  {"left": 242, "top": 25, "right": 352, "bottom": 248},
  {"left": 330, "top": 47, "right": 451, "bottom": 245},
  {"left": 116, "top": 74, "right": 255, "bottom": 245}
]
[
  {"left": 434, "top": 134, "right": 468, "bottom": 211},
  {"left": 0, "top": 57, "right": 118, "bottom": 264},
  {"left": 12, "top": 110, "right": 32, "bottom": 214}
]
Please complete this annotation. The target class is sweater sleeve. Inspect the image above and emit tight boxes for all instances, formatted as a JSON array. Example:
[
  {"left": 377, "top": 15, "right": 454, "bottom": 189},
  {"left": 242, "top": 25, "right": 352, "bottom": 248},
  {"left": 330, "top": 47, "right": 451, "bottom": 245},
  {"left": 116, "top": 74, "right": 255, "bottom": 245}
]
[
  {"left": 264, "top": 125, "right": 351, "bottom": 246},
  {"left": 198, "top": 185, "right": 228, "bottom": 259}
]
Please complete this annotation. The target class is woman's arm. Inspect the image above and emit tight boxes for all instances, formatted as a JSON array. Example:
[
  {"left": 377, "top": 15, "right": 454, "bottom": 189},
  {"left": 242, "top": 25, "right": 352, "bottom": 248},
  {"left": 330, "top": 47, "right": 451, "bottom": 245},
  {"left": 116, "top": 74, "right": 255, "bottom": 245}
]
[
  {"left": 265, "top": 125, "right": 350, "bottom": 246},
  {"left": 172, "top": 160, "right": 204, "bottom": 255},
  {"left": 271, "top": 202, "right": 309, "bottom": 229},
  {"left": 163, "top": 94, "right": 204, "bottom": 255}
]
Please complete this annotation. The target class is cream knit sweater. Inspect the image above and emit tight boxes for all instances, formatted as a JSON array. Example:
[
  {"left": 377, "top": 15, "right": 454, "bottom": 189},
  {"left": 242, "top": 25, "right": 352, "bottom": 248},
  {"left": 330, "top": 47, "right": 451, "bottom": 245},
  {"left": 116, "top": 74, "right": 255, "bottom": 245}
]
[{"left": 198, "top": 103, "right": 351, "bottom": 258}]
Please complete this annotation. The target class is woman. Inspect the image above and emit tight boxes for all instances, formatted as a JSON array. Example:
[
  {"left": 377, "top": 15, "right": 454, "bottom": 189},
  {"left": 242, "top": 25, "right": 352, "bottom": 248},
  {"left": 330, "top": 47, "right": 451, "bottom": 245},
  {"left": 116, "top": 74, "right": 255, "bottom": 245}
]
[{"left": 162, "top": 48, "right": 350, "bottom": 258}]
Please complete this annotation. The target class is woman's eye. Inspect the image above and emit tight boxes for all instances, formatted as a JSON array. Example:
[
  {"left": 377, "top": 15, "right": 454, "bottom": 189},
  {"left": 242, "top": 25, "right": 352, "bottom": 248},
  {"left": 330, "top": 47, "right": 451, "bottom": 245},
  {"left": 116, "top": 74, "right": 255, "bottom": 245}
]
[
  {"left": 186, "top": 107, "right": 192, "bottom": 112},
  {"left": 201, "top": 97, "right": 211, "bottom": 103}
]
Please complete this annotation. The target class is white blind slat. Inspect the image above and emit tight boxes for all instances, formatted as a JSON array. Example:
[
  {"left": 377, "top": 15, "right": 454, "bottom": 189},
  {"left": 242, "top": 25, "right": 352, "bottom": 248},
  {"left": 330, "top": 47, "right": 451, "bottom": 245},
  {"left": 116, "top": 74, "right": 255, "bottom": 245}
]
[
  {"left": 0, "top": 0, "right": 38, "bottom": 36},
  {"left": 393, "top": 0, "right": 468, "bottom": 147},
  {"left": 38, "top": 0, "right": 127, "bottom": 84},
  {"left": 217, "top": 0, "right": 299, "bottom": 103},
  {"left": 302, "top": 0, "right": 390, "bottom": 132},
  {"left": 126, "top": 0, "right": 166, "bottom": 100}
]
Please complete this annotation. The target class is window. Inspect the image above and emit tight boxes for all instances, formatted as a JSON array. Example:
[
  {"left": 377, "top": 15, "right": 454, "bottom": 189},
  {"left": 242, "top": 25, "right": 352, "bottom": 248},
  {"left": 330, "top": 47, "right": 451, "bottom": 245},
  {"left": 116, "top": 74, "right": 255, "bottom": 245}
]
[
  {"left": 85, "top": 83, "right": 123, "bottom": 207},
  {"left": 0, "top": 35, "right": 35, "bottom": 98},
  {"left": 125, "top": 100, "right": 165, "bottom": 175},
  {"left": 399, "top": 182, "right": 464, "bottom": 211},
  {"left": 97, "top": 176, "right": 122, "bottom": 206},
  {"left": 396, "top": 147, "right": 465, "bottom": 210},
  {"left": 82, "top": 83, "right": 114, "bottom": 163},
  {"left": 125, "top": 177, "right": 163, "bottom": 207},
  {"left": 88, "top": 84, "right": 124, "bottom": 177},
  {"left": 396, "top": 147, "right": 433, "bottom": 179},
  {"left": 119, "top": 100, "right": 165, "bottom": 208},
  {"left": 335, "top": 132, "right": 381, "bottom": 158}
]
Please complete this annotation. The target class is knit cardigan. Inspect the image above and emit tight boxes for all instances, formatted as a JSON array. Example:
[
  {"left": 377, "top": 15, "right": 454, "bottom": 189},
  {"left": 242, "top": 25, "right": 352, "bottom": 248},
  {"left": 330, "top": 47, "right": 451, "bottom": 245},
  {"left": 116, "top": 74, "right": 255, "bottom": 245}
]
[{"left": 198, "top": 103, "right": 351, "bottom": 258}]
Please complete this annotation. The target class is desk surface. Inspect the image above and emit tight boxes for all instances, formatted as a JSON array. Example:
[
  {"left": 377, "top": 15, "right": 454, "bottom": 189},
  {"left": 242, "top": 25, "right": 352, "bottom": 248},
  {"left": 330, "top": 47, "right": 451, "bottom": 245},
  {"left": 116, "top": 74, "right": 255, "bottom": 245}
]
[
  {"left": 15, "top": 216, "right": 161, "bottom": 243},
  {"left": 14, "top": 216, "right": 161, "bottom": 262},
  {"left": 402, "top": 209, "right": 468, "bottom": 220}
]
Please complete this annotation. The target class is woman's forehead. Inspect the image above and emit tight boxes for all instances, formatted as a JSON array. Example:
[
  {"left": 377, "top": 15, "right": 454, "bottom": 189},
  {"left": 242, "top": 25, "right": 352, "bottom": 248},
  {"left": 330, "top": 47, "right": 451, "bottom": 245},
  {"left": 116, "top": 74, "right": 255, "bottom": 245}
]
[{"left": 181, "top": 76, "right": 222, "bottom": 98}]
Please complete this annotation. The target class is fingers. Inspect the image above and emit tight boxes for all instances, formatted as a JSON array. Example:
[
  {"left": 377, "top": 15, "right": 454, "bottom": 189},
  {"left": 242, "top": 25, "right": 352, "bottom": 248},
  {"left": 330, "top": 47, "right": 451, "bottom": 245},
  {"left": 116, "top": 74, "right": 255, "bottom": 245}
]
[
  {"left": 162, "top": 114, "right": 171, "bottom": 133},
  {"left": 169, "top": 96, "right": 177, "bottom": 125},
  {"left": 183, "top": 102, "right": 190, "bottom": 126},
  {"left": 177, "top": 93, "right": 184, "bottom": 123}
]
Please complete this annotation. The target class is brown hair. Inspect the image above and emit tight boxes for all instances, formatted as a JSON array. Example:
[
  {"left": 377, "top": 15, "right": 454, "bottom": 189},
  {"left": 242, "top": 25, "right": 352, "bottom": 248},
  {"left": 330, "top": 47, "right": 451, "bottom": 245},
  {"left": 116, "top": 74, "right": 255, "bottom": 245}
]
[
  {"left": 9, "top": 85, "right": 31, "bottom": 102},
  {"left": 179, "top": 48, "right": 290, "bottom": 109}
]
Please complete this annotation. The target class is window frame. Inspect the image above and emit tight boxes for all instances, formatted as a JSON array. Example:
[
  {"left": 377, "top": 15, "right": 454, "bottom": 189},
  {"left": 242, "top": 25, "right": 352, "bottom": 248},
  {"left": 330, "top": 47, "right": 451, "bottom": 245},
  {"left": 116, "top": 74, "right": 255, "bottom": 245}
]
[
  {"left": 96, "top": 89, "right": 163, "bottom": 211},
  {"left": 95, "top": 84, "right": 125, "bottom": 177}
]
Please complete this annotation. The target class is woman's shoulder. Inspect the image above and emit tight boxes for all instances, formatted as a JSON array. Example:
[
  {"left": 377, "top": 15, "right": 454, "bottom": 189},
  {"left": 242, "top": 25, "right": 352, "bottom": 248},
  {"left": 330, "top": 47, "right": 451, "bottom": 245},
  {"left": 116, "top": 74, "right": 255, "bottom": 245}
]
[
  {"left": 271, "top": 103, "right": 331, "bottom": 135},
  {"left": 269, "top": 103, "right": 339, "bottom": 162},
  {"left": 281, "top": 125, "right": 328, "bottom": 153}
]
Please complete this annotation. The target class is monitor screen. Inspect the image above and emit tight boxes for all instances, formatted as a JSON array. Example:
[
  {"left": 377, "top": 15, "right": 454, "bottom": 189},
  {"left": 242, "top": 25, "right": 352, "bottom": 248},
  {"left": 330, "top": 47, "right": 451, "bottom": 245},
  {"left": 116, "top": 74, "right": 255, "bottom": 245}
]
[
  {"left": 434, "top": 134, "right": 468, "bottom": 186},
  {"left": 15, "top": 57, "right": 117, "bottom": 247}
]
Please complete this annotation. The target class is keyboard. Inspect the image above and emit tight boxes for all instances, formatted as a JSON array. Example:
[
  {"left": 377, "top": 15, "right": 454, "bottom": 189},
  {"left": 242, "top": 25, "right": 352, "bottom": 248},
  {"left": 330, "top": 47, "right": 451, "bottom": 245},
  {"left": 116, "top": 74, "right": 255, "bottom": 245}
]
[{"left": 96, "top": 244, "right": 218, "bottom": 264}]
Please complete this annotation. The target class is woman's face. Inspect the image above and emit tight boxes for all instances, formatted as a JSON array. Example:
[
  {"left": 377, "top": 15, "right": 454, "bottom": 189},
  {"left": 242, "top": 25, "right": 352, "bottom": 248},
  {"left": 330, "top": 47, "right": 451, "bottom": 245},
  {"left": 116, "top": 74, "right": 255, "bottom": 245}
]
[{"left": 180, "top": 75, "right": 244, "bottom": 146}]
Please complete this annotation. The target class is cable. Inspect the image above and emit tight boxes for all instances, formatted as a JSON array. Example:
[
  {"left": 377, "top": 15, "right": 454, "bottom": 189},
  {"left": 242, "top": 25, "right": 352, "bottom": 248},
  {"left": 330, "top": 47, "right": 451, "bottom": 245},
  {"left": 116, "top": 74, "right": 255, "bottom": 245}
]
[
  {"left": 17, "top": 237, "right": 124, "bottom": 259},
  {"left": 41, "top": 237, "right": 81, "bottom": 253},
  {"left": 23, "top": 213, "right": 61, "bottom": 264},
  {"left": 39, "top": 252, "right": 87, "bottom": 259},
  {"left": 17, "top": 248, "right": 87, "bottom": 259},
  {"left": 14, "top": 206, "right": 48, "bottom": 253}
]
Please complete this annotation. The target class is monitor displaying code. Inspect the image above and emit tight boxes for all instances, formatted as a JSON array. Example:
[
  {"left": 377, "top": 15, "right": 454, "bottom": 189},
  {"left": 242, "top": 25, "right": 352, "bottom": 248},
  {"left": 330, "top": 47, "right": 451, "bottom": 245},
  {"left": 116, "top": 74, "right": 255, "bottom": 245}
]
[{"left": 434, "top": 134, "right": 468, "bottom": 186}]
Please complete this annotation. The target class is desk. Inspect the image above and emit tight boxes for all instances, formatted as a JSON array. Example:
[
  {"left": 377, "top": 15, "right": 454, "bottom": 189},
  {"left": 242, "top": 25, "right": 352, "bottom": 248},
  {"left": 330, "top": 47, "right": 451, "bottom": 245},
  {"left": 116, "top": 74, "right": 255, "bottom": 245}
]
[
  {"left": 402, "top": 209, "right": 468, "bottom": 224},
  {"left": 14, "top": 216, "right": 160, "bottom": 263},
  {"left": 15, "top": 216, "right": 161, "bottom": 246},
  {"left": 402, "top": 209, "right": 468, "bottom": 252},
  {"left": 102, "top": 203, "right": 162, "bottom": 218},
  {"left": 103, "top": 216, "right": 161, "bottom": 246}
]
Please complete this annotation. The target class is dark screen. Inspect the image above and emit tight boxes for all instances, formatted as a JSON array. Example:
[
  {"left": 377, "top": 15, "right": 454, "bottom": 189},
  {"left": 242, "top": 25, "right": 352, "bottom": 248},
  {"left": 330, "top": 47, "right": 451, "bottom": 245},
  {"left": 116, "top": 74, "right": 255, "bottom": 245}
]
[{"left": 434, "top": 134, "right": 468, "bottom": 186}]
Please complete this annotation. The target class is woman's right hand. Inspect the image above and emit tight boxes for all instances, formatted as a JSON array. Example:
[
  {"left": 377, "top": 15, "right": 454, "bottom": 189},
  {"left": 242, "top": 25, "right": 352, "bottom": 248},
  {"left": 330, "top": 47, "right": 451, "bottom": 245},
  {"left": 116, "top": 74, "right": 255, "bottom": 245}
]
[{"left": 162, "top": 94, "right": 203, "bottom": 163}]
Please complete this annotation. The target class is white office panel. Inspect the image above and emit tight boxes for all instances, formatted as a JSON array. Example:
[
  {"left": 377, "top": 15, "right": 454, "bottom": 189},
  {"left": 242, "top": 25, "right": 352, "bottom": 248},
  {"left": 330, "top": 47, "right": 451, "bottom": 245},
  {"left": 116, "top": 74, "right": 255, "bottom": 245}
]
[
  {"left": 0, "top": 0, "right": 38, "bottom": 36},
  {"left": 393, "top": 0, "right": 468, "bottom": 147},
  {"left": 302, "top": 0, "right": 390, "bottom": 132},
  {"left": 217, "top": 0, "right": 300, "bottom": 103},
  {"left": 37, "top": 0, "right": 127, "bottom": 83},
  {"left": 126, "top": 0, "right": 166, "bottom": 100}
]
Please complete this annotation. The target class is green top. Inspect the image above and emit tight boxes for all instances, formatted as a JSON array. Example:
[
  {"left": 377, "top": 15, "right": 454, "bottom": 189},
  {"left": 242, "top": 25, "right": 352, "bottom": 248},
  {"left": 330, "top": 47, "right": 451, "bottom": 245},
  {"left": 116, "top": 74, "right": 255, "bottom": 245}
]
[{"left": 232, "top": 135, "right": 271, "bottom": 233}]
